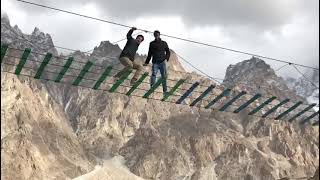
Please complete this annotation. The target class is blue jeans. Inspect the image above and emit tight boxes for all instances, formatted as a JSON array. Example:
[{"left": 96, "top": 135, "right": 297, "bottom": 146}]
[{"left": 151, "top": 62, "right": 167, "bottom": 93}]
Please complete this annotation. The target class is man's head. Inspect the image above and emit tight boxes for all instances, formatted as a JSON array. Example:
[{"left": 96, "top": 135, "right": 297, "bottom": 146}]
[
  {"left": 136, "top": 35, "right": 144, "bottom": 44},
  {"left": 154, "top": 30, "right": 160, "bottom": 39}
]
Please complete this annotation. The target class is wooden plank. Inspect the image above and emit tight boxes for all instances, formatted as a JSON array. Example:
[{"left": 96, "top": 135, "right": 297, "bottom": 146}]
[
  {"left": 15, "top": 48, "right": 31, "bottom": 75},
  {"left": 1, "top": 44, "right": 9, "bottom": 63},
  {"left": 233, "top": 94, "right": 261, "bottom": 113},
  {"left": 162, "top": 79, "right": 185, "bottom": 101},
  {"left": 93, "top": 66, "right": 113, "bottom": 90},
  {"left": 126, "top": 72, "right": 149, "bottom": 96},
  {"left": 205, "top": 88, "right": 231, "bottom": 109},
  {"left": 55, "top": 57, "right": 73, "bottom": 82},
  {"left": 288, "top": 103, "right": 317, "bottom": 122},
  {"left": 109, "top": 70, "right": 132, "bottom": 93},
  {"left": 219, "top": 91, "right": 247, "bottom": 111},
  {"left": 176, "top": 82, "right": 200, "bottom": 104},
  {"left": 248, "top": 96, "right": 277, "bottom": 115},
  {"left": 72, "top": 61, "right": 93, "bottom": 86},
  {"left": 261, "top": 98, "right": 290, "bottom": 118},
  {"left": 300, "top": 111, "right": 319, "bottom": 125},
  {"left": 34, "top": 53, "right": 52, "bottom": 79},
  {"left": 190, "top": 85, "right": 215, "bottom": 106},
  {"left": 274, "top": 101, "right": 303, "bottom": 120},
  {"left": 143, "top": 78, "right": 163, "bottom": 99}
]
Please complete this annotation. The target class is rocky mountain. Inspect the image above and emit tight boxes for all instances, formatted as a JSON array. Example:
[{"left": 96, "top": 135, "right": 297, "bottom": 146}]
[
  {"left": 1, "top": 14, "right": 58, "bottom": 56},
  {"left": 1, "top": 14, "right": 93, "bottom": 180},
  {"left": 1, "top": 13, "right": 319, "bottom": 180},
  {"left": 284, "top": 69, "right": 319, "bottom": 109},
  {"left": 223, "top": 57, "right": 306, "bottom": 103}
]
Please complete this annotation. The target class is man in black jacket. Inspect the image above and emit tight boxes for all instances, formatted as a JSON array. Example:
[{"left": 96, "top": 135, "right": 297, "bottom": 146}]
[
  {"left": 144, "top": 30, "right": 171, "bottom": 94},
  {"left": 114, "top": 27, "right": 144, "bottom": 85}
]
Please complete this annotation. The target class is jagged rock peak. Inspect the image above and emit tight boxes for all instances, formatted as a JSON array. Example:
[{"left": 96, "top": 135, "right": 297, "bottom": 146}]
[
  {"left": 223, "top": 56, "right": 305, "bottom": 102},
  {"left": 224, "top": 56, "right": 274, "bottom": 85},
  {"left": 91, "top": 40, "right": 121, "bottom": 58},
  {"left": 226, "top": 56, "right": 272, "bottom": 73},
  {"left": 12, "top": 25, "right": 23, "bottom": 34},
  {"left": 29, "top": 26, "right": 56, "bottom": 53},
  {"left": 31, "top": 27, "right": 54, "bottom": 41},
  {"left": 31, "top": 27, "right": 46, "bottom": 37},
  {"left": 96, "top": 41, "right": 120, "bottom": 50}
]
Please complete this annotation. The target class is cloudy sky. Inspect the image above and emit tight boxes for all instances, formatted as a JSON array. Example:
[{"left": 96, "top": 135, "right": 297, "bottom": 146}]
[{"left": 1, "top": 0, "right": 319, "bottom": 79}]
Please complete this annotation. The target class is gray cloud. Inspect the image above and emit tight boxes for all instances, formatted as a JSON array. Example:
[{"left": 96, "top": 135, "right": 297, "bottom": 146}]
[
  {"left": 14, "top": 0, "right": 317, "bottom": 30},
  {"left": 4, "top": 0, "right": 319, "bottom": 79}
]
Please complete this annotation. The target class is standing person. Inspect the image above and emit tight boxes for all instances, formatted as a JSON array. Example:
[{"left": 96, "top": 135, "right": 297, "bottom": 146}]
[
  {"left": 114, "top": 27, "right": 144, "bottom": 85},
  {"left": 143, "top": 30, "right": 171, "bottom": 94}
]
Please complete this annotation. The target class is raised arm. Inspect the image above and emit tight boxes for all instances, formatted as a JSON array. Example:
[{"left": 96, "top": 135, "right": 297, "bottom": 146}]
[{"left": 127, "top": 27, "right": 137, "bottom": 39}]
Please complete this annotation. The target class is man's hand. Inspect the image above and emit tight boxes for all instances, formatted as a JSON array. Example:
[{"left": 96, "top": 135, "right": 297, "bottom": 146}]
[{"left": 132, "top": 27, "right": 137, "bottom": 31}]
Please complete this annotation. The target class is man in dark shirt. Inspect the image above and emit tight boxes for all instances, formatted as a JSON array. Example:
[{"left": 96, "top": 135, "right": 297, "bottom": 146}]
[
  {"left": 144, "top": 30, "right": 171, "bottom": 94},
  {"left": 115, "top": 27, "right": 144, "bottom": 85}
]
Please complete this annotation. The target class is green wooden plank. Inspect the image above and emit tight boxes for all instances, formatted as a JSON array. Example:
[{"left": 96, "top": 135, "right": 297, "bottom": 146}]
[
  {"left": 205, "top": 88, "right": 231, "bottom": 109},
  {"left": 1, "top": 44, "right": 9, "bottom": 63},
  {"left": 109, "top": 70, "right": 132, "bottom": 93},
  {"left": 126, "top": 72, "right": 149, "bottom": 96},
  {"left": 275, "top": 101, "right": 303, "bottom": 120},
  {"left": 93, "top": 66, "right": 113, "bottom": 90},
  {"left": 162, "top": 79, "right": 185, "bottom": 101},
  {"left": 176, "top": 82, "right": 200, "bottom": 104},
  {"left": 233, "top": 93, "right": 261, "bottom": 113},
  {"left": 248, "top": 96, "right": 277, "bottom": 115},
  {"left": 55, "top": 57, "right": 73, "bottom": 82},
  {"left": 143, "top": 78, "right": 163, "bottom": 99},
  {"left": 262, "top": 98, "right": 290, "bottom": 118},
  {"left": 34, "top": 53, "right": 52, "bottom": 79},
  {"left": 190, "top": 85, "right": 215, "bottom": 106},
  {"left": 288, "top": 103, "right": 317, "bottom": 122},
  {"left": 219, "top": 91, "right": 247, "bottom": 111},
  {"left": 15, "top": 48, "right": 31, "bottom": 75},
  {"left": 300, "top": 111, "right": 319, "bottom": 125},
  {"left": 72, "top": 61, "right": 93, "bottom": 86}
]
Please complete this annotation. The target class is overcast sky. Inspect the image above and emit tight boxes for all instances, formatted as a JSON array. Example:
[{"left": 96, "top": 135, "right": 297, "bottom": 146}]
[{"left": 1, "top": 0, "right": 319, "bottom": 79}]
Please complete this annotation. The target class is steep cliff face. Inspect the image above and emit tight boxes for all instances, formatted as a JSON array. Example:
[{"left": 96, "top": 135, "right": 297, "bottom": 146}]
[
  {"left": 1, "top": 73, "right": 93, "bottom": 180},
  {"left": 1, "top": 14, "right": 319, "bottom": 180}
]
